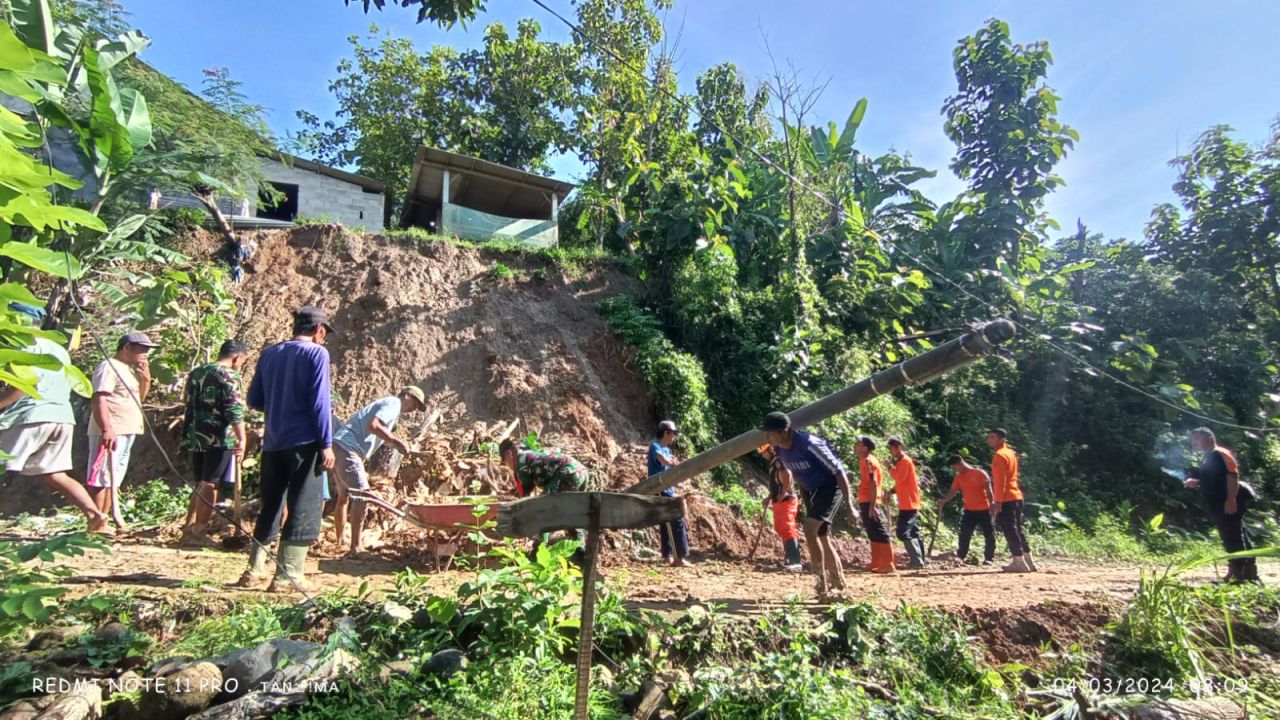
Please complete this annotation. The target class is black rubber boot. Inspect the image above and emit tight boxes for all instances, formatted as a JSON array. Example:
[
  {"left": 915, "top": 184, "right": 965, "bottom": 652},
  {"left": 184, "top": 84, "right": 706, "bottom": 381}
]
[
  {"left": 904, "top": 539, "right": 924, "bottom": 569},
  {"left": 783, "top": 539, "right": 802, "bottom": 567},
  {"left": 915, "top": 538, "right": 929, "bottom": 566}
]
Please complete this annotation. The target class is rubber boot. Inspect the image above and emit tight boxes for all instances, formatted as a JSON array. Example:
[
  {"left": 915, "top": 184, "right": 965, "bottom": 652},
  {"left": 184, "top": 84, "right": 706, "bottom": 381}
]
[
  {"left": 915, "top": 538, "right": 930, "bottom": 566},
  {"left": 904, "top": 538, "right": 924, "bottom": 569},
  {"left": 870, "top": 542, "right": 896, "bottom": 573},
  {"left": 268, "top": 542, "right": 312, "bottom": 594},
  {"left": 234, "top": 542, "right": 272, "bottom": 588},
  {"left": 783, "top": 539, "right": 803, "bottom": 571}
]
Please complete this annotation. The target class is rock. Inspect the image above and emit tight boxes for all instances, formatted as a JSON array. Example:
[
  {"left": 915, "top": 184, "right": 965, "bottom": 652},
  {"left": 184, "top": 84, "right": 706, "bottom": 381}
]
[
  {"left": 422, "top": 649, "right": 466, "bottom": 679},
  {"left": 148, "top": 657, "right": 195, "bottom": 677},
  {"left": 1130, "top": 697, "right": 1245, "bottom": 720},
  {"left": 594, "top": 665, "right": 616, "bottom": 693},
  {"left": 0, "top": 682, "right": 102, "bottom": 720},
  {"left": 189, "top": 649, "right": 359, "bottom": 720},
  {"left": 92, "top": 622, "right": 131, "bottom": 645},
  {"left": 111, "top": 670, "right": 143, "bottom": 698},
  {"left": 213, "top": 639, "right": 323, "bottom": 702},
  {"left": 409, "top": 608, "right": 436, "bottom": 630},
  {"left": 45, "top": 647, "right": 89, "bottom": 668},
  {"left": 377, "top": 660, "right": 418, "bottom": 682},
  {"left": 380, "top": 601, "right": 413, "bottom": 626},
  {"left": 137, "top": 661, "right": 223, "bottom": 720},
  {"left": 25, "top": 626, "right": 87, "bottom": 652}
]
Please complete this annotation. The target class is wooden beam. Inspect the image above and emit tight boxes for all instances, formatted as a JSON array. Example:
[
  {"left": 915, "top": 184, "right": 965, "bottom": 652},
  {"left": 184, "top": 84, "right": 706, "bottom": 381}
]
[
  {"left": 498, "top": 492, "right": 685, "bottom": 537},
  {"left": 625, "top": 319, "right": 1017, "bottom": 496}
]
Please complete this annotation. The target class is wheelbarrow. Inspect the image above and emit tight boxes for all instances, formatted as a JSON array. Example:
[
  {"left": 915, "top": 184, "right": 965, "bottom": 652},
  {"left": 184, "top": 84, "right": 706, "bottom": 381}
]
[{"left": 347, "top": 489, "right": 504, "bottom": 570}]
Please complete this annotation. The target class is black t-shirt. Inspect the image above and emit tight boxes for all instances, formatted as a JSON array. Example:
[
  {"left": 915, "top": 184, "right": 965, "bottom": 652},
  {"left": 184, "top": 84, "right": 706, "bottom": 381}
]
[{"left": 1196, "top": 447, "right": 1237, "bottom": 504}]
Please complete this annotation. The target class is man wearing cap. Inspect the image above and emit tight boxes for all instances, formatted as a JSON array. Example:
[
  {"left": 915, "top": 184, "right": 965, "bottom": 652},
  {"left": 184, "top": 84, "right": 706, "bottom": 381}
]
[
  {"left": 0, "top": 303, "right": 108, "bottom": 532},
  {"left": 763, "top": 411, "right": 852, "bottom": 598},
  {"left": 886, "top": 437, "right": 927, "bottom": 569},
  {"left": 179, "top": 340, "right": 248, "bottom": 543},
  {"left": 854, "top": 437, "right": 896, "bottom": 573},
  {"left": 648, "top": 420, "right": 691, "bottom": 567},
  {"left": 331, "top": 386, "right": 427, "bottom": 557},
  {"left": 758, "top": 443, "right": 803, "bottom": 572},
  {"left": 239, "top": 305, "right": 336, "bottom": 592},
  {"left": 86, "top": 330, "right": 157, "bottom": 527}
]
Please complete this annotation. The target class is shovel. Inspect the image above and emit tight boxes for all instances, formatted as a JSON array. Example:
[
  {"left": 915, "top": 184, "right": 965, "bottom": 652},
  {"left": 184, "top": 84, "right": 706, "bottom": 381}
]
[{"left": 222, "top": 459, "right": 252, "bottom": 551}]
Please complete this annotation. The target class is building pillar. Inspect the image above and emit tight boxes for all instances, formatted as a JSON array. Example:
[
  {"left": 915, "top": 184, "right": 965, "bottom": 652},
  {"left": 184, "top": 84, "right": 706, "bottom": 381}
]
[{"left": 441, "top": 169, "right": 451, "bottom": 235}]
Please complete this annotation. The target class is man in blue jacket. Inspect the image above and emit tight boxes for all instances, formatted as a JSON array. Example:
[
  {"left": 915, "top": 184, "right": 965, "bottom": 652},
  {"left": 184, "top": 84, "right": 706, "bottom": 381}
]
[{"left": 237, "top": 306, "right": 336, "bottom": 593}]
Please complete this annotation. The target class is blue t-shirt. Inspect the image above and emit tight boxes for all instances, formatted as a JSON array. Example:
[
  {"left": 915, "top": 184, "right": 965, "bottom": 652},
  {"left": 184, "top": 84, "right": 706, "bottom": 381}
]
[
  {"left": 772, "top": 430, "right": 846, "bottom": 494},
  {"left": 648, "top": 440, "right": 677, "bottom": 497},
  {"left": 334, "top": 396, "right": 402, "bottom": 460},
  {"left": 247, "top": 340, "right": 332, "bottom": 452}
]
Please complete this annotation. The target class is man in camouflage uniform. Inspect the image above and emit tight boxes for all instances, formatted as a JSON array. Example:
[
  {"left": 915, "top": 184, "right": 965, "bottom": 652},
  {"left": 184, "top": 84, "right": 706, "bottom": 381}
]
[
  {"left": 499, "top": 438, "right": 590, "bottom": 497},
  {"left": 180, "top": 340, "right": 248, "bottom": 542}
]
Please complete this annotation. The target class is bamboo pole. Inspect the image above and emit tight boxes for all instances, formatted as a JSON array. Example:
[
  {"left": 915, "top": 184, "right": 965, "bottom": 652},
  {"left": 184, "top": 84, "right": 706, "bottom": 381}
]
[{"left": 626, "top": 319, "right": 1016, "bottom": 496}]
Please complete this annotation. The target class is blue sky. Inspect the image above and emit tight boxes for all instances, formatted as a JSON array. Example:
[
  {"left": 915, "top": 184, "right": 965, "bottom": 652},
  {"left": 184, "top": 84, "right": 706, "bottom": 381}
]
[{"left": 122, "top": 0, "right": 1280, "bottom": 242}]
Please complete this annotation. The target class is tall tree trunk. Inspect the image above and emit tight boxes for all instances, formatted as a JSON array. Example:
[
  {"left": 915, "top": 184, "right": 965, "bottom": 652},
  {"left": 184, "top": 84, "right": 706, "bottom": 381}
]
[{"left": 195, "top": 192, "right": 237, "bottom": 246}]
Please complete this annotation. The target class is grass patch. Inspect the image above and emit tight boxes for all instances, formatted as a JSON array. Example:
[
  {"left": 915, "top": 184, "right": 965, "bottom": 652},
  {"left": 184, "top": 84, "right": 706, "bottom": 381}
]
[{"left": 169, "top": 601, "right": 302, "bottom": 658}]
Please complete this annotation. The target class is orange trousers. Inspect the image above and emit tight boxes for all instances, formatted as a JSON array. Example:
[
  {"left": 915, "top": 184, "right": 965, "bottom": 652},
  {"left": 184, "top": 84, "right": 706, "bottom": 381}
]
[{"left": 771, "top": 497, "right": 800, "bottom": 542}]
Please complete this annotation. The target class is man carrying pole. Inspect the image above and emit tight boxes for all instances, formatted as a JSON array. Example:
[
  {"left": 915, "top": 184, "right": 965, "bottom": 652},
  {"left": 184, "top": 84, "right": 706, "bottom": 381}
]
[
  {"left": 331, "top": 386, "right": 427, "bottom": 557},
  {"left": 180, "top": 340, "right": 248, "bottom": 544},
  {"left": 938, "top": 455, "right": 995, "bottom": 565},
  {"left": 989, "top": 428, "right": 1036, "bottom": 573},
  {"left": 886, "top": 437, "right": 926, "bottom": 569},
  {"left": 763, "top": 411, "right": 851, "bottom": 598},
  {"left": 854, "top": 437, "right": 896, "bottom": 573},
  {"left": 759, "top": 443, "right": 803, "bottom": 572}
]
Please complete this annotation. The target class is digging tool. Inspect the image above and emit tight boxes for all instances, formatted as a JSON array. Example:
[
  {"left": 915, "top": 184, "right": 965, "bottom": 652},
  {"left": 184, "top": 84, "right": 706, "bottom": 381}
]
[
  {"left": 747, "top": 515, "right": 770, "bottom": 558},
  {"left": 627, "top": 320, "right": 1016, "bottom": 497},
  {"left": 927, "top": 505, "right": 942, "bottom": 556},
  {"left": 222, "top": 459, "right": 252, "bottom": 551}
]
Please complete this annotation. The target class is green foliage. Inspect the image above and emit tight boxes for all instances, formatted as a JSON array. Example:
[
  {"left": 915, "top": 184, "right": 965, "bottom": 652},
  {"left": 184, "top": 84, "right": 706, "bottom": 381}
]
[
  {"left": 705, "top": 480, "right": 764, "bottom": 522},
  {"left": 171, "top": 602, "right": 304, "bottom": 658},
  {"left": 75, "top": 624, "right": 152, "bottom": 668},
  {"left": 597, "top": 295, "right": 719, "bottom": 460},
  {"left": 0, "top": 532, "right": 106, "bottom": 638},
  {"left": 119, "top": 479, "right": 186, "bottom": 526},
  {"left": 345, "top": 0, "right": 486, "bottom": 28},
  {"left": 488, "top": 262, "right": 515, "bottom": 281}
]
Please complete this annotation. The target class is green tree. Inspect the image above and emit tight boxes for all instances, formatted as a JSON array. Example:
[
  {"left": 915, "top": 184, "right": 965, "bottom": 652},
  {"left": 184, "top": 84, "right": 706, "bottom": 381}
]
[{"left": 345, "top": 0, "right": 485, "bottom": 27}]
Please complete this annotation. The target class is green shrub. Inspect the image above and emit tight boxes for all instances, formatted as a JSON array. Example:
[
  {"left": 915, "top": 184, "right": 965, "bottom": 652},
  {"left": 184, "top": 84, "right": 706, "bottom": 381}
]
[
  {"left": 121, "top": 480, "right": 189, "bottom": 526},
  {"left": 171, "top": 602, "right": 302, "bottom": 657},
  {"left": 597, "top": 296, "right": 719, "bottom": 465}
]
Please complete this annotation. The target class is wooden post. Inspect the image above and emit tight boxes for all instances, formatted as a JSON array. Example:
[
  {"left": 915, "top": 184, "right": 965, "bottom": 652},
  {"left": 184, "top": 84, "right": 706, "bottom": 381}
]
[
  {"left": 626, "top": 319, "right": 1016, "bottom": 496},
  {"left": 573, "top": 494, "right": 603, "bottom": 720},
  {"left": 441, "top": 169, "right": 451, "bottom": 235}
]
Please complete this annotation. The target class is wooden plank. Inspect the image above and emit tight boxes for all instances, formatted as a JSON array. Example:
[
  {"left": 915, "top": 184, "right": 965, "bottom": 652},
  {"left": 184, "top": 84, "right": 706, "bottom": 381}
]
[
  {"left": 573, "top": 494, "right": 604, "bottom": 720},
  {"left": 497, "top": 492, "right": 685, "bottom": 537},
  {"left": 626, "top": 319, "right": 1016, "bottom": 496}
]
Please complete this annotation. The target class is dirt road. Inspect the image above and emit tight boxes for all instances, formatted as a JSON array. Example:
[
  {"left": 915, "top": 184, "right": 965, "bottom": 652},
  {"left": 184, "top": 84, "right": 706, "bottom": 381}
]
[{"left": 48, "top": 535, "right": 1272, "bottom": 614}]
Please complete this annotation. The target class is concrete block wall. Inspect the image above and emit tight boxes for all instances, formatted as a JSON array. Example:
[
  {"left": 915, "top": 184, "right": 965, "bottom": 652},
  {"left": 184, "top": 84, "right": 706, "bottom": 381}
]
[{"left": 256, "top": 158, "right": 385, "bottom": 231}]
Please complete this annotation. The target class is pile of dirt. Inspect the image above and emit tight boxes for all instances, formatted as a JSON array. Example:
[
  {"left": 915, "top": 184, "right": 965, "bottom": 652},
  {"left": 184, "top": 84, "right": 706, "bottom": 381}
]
[{"left": 959, "top": 601, "right": 1116, "bottom": 665}]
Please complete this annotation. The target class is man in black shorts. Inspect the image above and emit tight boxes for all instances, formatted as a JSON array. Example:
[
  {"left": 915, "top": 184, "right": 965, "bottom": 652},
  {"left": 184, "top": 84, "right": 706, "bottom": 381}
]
[
  {"left": 180, "top": 340, "right": 248, "bottom": 543},
  {"left": 763, "top": 411, "right": 855, "bottom": 598}
]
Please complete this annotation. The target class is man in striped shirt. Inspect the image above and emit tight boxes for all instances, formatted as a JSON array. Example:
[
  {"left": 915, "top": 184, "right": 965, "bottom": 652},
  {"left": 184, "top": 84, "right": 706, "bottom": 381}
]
[{"left": 763, "top": 411, "right": 853, "bottom": 598}]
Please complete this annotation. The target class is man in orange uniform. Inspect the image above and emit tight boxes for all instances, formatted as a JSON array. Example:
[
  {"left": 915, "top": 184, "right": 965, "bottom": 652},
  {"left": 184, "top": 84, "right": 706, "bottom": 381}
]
[
  {"left": 759, "top": 444, "right": 803, "bottom": 572},
  {"left": 885, "top": 438, "right": 926, "bottom": 569},
  {"left": 854, "top": 436, "right": 895, "bottom": 573},
  {"left": 938, "top": 455, "right": 995, "bottom": 565},
  {"left": 989, "top": 428, "right": 1036, "bottom": 573}
]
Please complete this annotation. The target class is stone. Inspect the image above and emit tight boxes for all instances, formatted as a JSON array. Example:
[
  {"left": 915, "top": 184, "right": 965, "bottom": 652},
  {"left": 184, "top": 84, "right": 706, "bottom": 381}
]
[
  {"left": 92, "top": 622, "right": 131, "bottom": 645},
  {"left": 111, "top": 670, "right": 143, "bottom": 698},
  {"left": 380, "top": 601, "right": 413, "bottom": 626},
  {"left": 409, "top": 608, "right": 436, "bottom": 631},
  {"left": 189, "top": 649, "right": 360, "bottom": 720},
  {"left": 213, "top": 639, "right": 323, "bottom": 702},
  {"left": 148, "top": 657, "right": 195, "bottom": 678},
  {"left": 137, "top": 661, "right": 223, "bottom": 720},
  {"left": 25, "top": 626, "right": 87, "bottom": 652},
  {"left": 377, "top": 660, "right": 418, "bottom": 682},
  {"left": 45, "top": 647, "right": 89, "bottom": 668},
  {"left": 594, "top": 665, "right": 616, "bottom": 693},
  {"left": 422, "top": 649, "right": 466, "bottom": 679},
  {"left": 0, "top": 682, "right": 102, "bottom": 720}
]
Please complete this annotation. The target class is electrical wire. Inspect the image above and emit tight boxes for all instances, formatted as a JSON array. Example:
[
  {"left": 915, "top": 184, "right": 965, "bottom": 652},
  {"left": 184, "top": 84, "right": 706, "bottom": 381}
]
[{"left": 526, "top": 0, "right": 1279, "bottom": 435}]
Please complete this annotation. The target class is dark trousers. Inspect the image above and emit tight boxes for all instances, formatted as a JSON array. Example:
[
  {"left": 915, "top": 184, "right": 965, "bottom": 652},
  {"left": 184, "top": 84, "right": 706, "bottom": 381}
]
[
  {"left": 1209, "top": 494, "right": 1257, "bottom": 578},
  {"left": 998, "top": 500, "right": 1029, "bottom": 556},
  {"left": 958, "top": 509, "right": 995, "bottom": 562},
  {"left": 895, "top": 510, "right": 921, "bottom": 542},
  {"left": 253, "top": 443, "right": 324, "bottom": 545},
  {"left": 659, "top": 518, "right": 689, "bottom": 559},
  {"left": 859, "top": 502, "right": 892, "bottom": 543}
]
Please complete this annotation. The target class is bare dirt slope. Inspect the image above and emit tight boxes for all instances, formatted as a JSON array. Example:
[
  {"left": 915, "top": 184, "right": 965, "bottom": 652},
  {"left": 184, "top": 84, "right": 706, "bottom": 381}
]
[{"left": 234, "top": 227, "right": 654, "bottom": 484}]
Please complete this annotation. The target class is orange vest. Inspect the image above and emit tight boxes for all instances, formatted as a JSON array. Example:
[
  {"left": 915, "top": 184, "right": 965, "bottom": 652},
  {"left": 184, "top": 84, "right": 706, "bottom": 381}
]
[
  {"left": 991, "top": 446, "right": 1023, "bottom": 502},
  {"left": 858, "top": 455, "right": 884, "bottom": 503},
  {"left": 890, "top": 454, "right": 921, "bottom": 511}
]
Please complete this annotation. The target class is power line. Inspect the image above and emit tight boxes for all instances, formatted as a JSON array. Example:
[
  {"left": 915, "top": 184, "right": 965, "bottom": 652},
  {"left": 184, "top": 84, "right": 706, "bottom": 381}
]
[{"left": 526, "top": 0, "right": 1279, "bottom": 435}]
